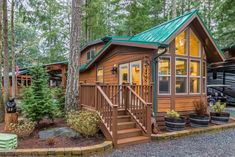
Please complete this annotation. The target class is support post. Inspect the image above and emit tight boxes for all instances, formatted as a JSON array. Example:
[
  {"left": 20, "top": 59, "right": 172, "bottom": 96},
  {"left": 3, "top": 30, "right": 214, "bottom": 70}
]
[
  {"left": 146, "top": 103, "right": 152, "bottom": 137},
  {"left": 112, "top": 105, "right": 118, "bottom": 147}
]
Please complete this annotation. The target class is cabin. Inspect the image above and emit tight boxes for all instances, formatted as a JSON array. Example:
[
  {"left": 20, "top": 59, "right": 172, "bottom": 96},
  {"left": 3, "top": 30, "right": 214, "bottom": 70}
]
[
  {"left": 78, "top": 9, "right": 224, "bottom": 147},
  {"left": 6, "top": 61, "right": 67, "bottom": 97}
]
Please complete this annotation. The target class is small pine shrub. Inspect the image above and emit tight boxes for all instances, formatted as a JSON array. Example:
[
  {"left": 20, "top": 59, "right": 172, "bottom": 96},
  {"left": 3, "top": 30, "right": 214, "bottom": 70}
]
[
  {"left": 212, "top": 101, "right": 226, "bottom": 113},
  {"left": 46, "top": 137, "right": 56, "bottom": 147},
  {"left": 9, "top": 120, "right": 36, "bottom": 137},
  {"left": 67, "top": 111, "right": 101, "bottom": 136},
  {"left": 193, "top": 99, "right": 208, "bottom": 116},
  {"left": 21, "top": 65, "right": 61, "bottom": 124},
  {"left": 166, "top": 110, "right": 180, "bottom": 119},
  {"left": 51, "top": 87, "right": 65, "bottom": 116}
]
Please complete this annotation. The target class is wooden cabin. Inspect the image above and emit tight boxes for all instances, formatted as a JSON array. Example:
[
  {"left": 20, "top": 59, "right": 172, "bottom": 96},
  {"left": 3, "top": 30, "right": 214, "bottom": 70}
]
[
  {"left": 6, "top": 61, "right": 67, "bottom": 97},
  {"left": 78, "top": 9, "right": 224, "bottom": 147}
]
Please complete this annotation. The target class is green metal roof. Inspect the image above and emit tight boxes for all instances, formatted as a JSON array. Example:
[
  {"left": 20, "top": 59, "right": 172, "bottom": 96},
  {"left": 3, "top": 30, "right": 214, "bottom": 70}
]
[{"left": 130, "top": 9, "right": 197, "bottom": 43}]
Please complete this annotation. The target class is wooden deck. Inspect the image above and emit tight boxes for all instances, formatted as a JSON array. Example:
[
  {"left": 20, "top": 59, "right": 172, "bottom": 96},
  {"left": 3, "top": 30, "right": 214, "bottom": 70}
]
[{"left": 80, "top": 84, "right": 152, "bottom": 148}]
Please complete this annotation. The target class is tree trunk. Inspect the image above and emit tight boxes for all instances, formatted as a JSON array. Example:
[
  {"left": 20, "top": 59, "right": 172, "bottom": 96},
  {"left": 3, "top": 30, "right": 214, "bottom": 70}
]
[
  {"left": 11, "top": 0, "right": 16, "bottom": 98},
  {"left": 65, "top": 0, "right": 81, "bottom": 112},
  {"left": 0, "top": 0, "right": 4, "bottom": 122},
  {"left": 3, "top": 0, "right": 9, "bottom": 104}
]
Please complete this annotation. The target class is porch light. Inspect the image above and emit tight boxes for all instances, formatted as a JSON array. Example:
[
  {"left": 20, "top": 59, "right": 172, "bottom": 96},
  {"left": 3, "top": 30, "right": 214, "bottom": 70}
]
[{"left": 111, "top": 64, "right": 118, "bottom": 74}]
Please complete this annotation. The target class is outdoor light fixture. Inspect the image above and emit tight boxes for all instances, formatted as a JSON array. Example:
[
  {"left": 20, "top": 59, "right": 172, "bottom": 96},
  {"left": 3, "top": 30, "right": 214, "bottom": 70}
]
[{"left": 111, "top": 64, "right": 118, "bottom": 74}]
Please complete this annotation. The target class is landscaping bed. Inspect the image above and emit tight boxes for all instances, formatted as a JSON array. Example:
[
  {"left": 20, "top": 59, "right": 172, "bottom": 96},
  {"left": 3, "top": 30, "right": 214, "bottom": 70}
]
[{"left": 0, "top": 118, "right": 104, "bottom": 149}]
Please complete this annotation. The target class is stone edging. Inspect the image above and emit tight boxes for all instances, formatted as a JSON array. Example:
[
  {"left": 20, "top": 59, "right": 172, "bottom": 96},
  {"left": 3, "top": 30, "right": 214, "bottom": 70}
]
[
  {"left": 0, "top": 141, "right": 112, "bottom": 156},
  {"left": 152, "top": 118, "right": 235, "bottom": 141}
]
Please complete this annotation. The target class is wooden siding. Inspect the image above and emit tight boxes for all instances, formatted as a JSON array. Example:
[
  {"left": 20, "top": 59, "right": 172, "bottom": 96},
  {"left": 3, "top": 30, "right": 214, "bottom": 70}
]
[
  {"left": 80, "top": 43, "right": 105, "bottom": 65},
  {"left": 157, "top": 98, "right": 171, "bottom": 112}
]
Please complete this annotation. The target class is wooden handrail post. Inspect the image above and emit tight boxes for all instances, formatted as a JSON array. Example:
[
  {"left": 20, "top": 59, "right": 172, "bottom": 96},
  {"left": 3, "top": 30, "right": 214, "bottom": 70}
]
[
  {"left": 146, "top": 103, "right": 152, "bottom": 137},
  {"left": 95, "top": 82, "right": 100, "bottom": 110},
  {"left": 112, "top": 105, "right": 118, "bottom": 147},
  {"left": 125, "top": 85, "right": 129, "bottom": 111}
]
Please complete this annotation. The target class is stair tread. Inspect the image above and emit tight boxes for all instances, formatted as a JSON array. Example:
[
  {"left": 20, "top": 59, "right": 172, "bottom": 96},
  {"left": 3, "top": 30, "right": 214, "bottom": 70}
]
[
  {"left": 117, "top": 136, "right": 149, "bottom": 145},
  {"left": 118, "top": 128, "right": 142, "bottom": 134},
  {"left": 118, "top": 121, "right": 135, "bottom": 125},
  {"left": 118, "top": 115, "right": 130, "bottom": 118}
]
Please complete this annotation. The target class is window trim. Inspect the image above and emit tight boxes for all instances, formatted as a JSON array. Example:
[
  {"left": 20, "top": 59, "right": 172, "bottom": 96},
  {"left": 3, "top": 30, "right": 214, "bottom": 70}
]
[
  {"left": 189, "top": 59, "right": 201, "bottom": 94},
  {"left": 202, "top": 61, "right": 207, "bottom": 94},
  {"left": 87, "top": 48, "right": 96, "bottom": 61},
  {"left": 175, "top": 57, "right": 188, "bottom": 94},
  {"left": 158, "top": 56, "right": 171, "bottom": 95},
  {"left": 189, "top": 29, "right": 201, "bottom": 58},
  {"left": 96, "top": 67, "right": 104, "bottom": 83}
]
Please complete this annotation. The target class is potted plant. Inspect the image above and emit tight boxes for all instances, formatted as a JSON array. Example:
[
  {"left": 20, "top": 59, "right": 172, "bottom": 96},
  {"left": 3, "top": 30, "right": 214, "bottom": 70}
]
[
  {"left": 210, "top": 101, "right": 230, "bottom": 124},
  {"left": 165, "top": 110, "right": 186, "bottom": 132},
  {"left": 189, "top": 99, "right": 210, "bottom": 128}
]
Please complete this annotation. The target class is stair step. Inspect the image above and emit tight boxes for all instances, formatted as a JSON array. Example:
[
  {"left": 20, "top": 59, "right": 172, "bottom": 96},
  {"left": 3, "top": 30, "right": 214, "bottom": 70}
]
[
  {"left": 117, "top": 122, "right": 135, "bottom": 130},
  {"left": 117, "top": 136, "right": 150, "bottom": 148},
  {"left": 118, "top": 109, "right": 126, "bottom": 115},
  {"left": 118, "top": 128, "right": 142, "bottom": 139},
  {"left": 117, "top": 115, "right": 131, "bottom": 122}
]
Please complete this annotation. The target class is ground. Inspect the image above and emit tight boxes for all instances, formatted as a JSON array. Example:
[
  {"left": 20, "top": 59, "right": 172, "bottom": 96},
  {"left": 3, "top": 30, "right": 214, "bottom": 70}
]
[{"left": 92, "top": 107, "right": 235, "bottom": 157}]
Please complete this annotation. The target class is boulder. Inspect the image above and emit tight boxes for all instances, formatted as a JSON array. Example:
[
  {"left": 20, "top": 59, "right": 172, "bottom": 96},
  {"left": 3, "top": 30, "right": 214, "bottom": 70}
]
[{"left": 39, "top": 127, "right": 80, "bottom": 140}]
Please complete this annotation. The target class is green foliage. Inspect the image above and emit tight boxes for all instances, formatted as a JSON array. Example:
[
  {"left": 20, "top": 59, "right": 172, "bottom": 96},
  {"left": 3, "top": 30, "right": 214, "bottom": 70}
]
[
  {"left": 212, "top": 101, "right": 226, "bottom": 113},
  {"left": 166, "top": 110, "right": 180, "bottom": 119},
  {"left": 21, "top": 65, "right": 61, "bottom": 123},
  {"left": 51, "top": 87, "right": 65, "bottom": 116},
  {"left": 193, "top": 99, "right": 208, "bottom": 115},
  {"left": 67, "top": 111, "right": 101, "bottom": 136},
  {"left": 9, "top": 120, "right": 36, "bottom": 137}
]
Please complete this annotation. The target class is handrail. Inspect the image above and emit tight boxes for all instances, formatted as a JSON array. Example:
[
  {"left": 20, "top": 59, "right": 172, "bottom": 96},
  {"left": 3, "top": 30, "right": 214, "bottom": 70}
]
[
  {"left": 97, "top": 85, "right": 116, "bottom": 108},
  {"left": 127, "top": 86, "right": 148, "bottom": 105}
]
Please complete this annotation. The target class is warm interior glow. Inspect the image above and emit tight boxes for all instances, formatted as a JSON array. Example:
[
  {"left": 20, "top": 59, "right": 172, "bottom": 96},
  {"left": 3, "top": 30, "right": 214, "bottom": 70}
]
[
  {"left": 159, "top": 58, "right": 170, "bottom": 75},
  {"left": 176, "top": 59, "right": 187, "bottom": 75},
  {"left": 97, "top": 68, "right": 103, "bottom": 82},
  {"left": 175, "top": 31, "right": 186, "bottom": 55},
  {"left": 190, "top": 61, "right": 200, "bottom": 76},
  {"left": 190, "top": 78, "right": 200, "bottom": 93},
  {"left": 120, "top": 66, "right": 128, "bottom": 84},
  {"left": 131, "top": 64, "right": 141, "bottom": 85},
  {"left": 190, "top": 30, "right": 200, "bottom": 57}
]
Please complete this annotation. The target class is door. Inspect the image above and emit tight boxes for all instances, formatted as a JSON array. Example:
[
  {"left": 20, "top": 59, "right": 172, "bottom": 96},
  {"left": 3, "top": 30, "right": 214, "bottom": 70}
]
[{"left": 130, "top": 61, "right": 142, "bottom": 86}]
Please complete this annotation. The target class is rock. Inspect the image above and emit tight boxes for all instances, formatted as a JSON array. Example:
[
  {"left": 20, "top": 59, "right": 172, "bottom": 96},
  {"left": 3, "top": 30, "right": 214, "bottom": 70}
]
[{"left": 39, "top": 127, "right": 80, "bottom": 140}]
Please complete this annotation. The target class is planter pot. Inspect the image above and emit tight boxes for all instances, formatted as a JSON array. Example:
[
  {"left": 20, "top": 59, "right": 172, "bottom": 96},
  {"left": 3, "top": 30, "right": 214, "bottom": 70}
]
[
  {"left": 210, "top": 112, "right": 230, "bottom": 125},
  {"left": 164, "top": 117, "right": 186, "bottom": 132},
  {"left": 189, "top": 114, "right": 210, "bottom": 128}
]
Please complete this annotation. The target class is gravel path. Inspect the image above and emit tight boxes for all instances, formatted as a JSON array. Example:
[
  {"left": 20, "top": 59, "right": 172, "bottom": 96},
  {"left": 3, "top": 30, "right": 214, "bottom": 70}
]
[{"left": 94, "top": 129, "right": 235, "bottom": 157}]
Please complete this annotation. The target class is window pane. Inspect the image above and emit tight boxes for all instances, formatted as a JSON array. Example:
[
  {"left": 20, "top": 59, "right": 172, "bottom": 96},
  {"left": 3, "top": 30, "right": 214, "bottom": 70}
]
[
  {"left": 159, "top": 76, "right": 170, "bottom": 94},
  {"left": 176, "top": 77, "right": 187, "bottom": 93},
  {"left": 176, "top": 59, "right": 187, "bottom": 75},
  {"left": 131, "top": 64, "right": 141, "bottom": 85},
  {"left": 190, "top": 31, "right": 200, "bottom": 57},
  {"left": 190, "top": 78, "right": 200, "bottom": 93},
  {"left": 203, "top": 78, "right": 206, "bottom": 93},
  {"left": 175, "top": 31, "right": 186, "bottom": 55},
  {"left": 159, "top": 58, "right": 170, "bottom": 75},
  {"left": 190, "top": 61, "right": 200, "bottom": 76},
  {"left": 203, "top": 62, "right": 206, "bottom": 77},
  {"left": 97, "top": 69, "right": 103, "bottom": 82},
  {"left": 120, "top": 66, "right": 129, "bottom": 83}
]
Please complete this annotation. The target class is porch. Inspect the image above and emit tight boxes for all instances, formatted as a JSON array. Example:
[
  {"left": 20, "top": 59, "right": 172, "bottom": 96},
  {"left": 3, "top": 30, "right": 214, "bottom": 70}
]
[{"left": 80, "top": 83, "right": 153, "bottom": 148}]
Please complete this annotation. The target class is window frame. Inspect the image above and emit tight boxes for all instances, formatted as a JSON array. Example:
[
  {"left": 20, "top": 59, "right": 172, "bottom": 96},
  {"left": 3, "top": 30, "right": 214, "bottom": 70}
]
[
  {"left": 96, "top": 67, "right": 104, "bottom": 83},
  {"left": 175, "top": 57, "right": 188, "bottom": 95},
  {"left": 158, "top": 56, "right": 171, "bottom": 95},
  {"left": 189, "top": 59, "right": 201, "bottom": 94},
  {"left": 87, "top": 48, "right": 96, "bottom": 61},
  {"left": 202, "top": 61, "right": 207, "bottom": 94},
  {"left": 189, "top": 29, "right": 201, "bottom": 58},
  {"left": 175, "top": 30, "right": 187, "bottom": 56}
]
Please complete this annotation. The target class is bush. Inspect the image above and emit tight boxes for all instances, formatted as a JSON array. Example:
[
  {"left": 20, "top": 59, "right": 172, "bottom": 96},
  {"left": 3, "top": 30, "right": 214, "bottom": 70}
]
[
  {"left": 21, "top": 65, "right": 60, "bottom": 124},
  {"left": 67, "top": 110, "right": 101, "bottom": 136},
  {"left": 9, "top": 120, "right": 36, "bottom": 137},
  {"left": 193, "top": 99, "right": 208, "bottom": 115},
  {"left": 212, "top": 101, "right": 226, "bottom": 113},
  {"left": 51, "top": 87, "right": 65, "bottom": 116},
  {"left": 166, "top": 110, "right": 180, "bottom": 119}
]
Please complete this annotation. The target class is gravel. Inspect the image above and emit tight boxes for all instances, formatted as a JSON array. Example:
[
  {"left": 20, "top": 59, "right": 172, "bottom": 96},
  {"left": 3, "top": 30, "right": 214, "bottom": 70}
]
[{"left": 94, "top": 129, "right": 235, "bottom": 157}]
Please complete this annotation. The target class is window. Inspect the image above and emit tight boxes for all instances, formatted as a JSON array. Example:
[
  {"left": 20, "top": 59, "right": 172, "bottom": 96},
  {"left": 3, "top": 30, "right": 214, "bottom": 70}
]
[
  {"left": 97, "top": 68, "right": 104, "bottom": 83},
  {"left": 190, "top": 30, "right": 200, "bottom": 57},
  {"left": 87, "top": 49, "right": 95, "bottom": 61},
  {"left": 175, "top": 31, "right": 186, "bottom": 55},
  {"left": 203, "top": 62, "right": 206, "bottom": 93},
  {"left": 158, "top": 57, "right": 171, "bottom": 94},
  {"left": 190, "top": 60, "right": 200, "bottom": 93},
  {"left": 176, "top": 58, "right": 187, "bottom": 93}
]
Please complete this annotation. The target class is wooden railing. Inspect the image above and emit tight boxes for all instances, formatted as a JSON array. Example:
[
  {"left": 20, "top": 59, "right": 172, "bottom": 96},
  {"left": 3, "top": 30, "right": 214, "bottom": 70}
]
[
  {"left": 126, "top": 86, "right": 152, "bottom": 136},
  {"left": 80, "top": 84, "right": 96, "bottom": 109},
  {"left": 130, "top": 85, "right": 153, "bottom": 103}
]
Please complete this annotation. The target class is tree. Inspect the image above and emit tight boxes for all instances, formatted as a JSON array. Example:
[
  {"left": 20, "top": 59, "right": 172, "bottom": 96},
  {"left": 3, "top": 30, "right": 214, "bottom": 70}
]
[
  {"left": 65, "top": 0, "right": 81, "bottom": 112},
  {"left": 3, "top": 0, "right": 9, "bottom": 103},
  {"left": 0, "top": 0, "right": 4, "bottom": 122},
  {"left": 11, "top": 0, "right": 16, "bottom": 98}
]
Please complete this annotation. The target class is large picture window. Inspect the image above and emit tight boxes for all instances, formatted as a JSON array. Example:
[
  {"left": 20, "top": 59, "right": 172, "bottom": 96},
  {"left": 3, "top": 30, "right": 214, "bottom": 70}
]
[
  {"left": 190, "top": 30, "right": 200, "bottom": 57},
  {"left": 176, "top": 58, "right": 187, "bottom": 93},
  {"left": 158, "top": 57, "right": 171, "bottom": 94},
  {"left": 190, "top": 60, "right": 200, "bottom": 93},
  {"left": 175, "top": 31, "right": 186, "bottom": 55}
]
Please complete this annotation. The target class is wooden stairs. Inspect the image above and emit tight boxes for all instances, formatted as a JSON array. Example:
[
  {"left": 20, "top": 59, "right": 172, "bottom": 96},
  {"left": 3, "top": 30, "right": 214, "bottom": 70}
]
[{"left": 115, "top": 109, "right": 150, "bottom": 148}]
